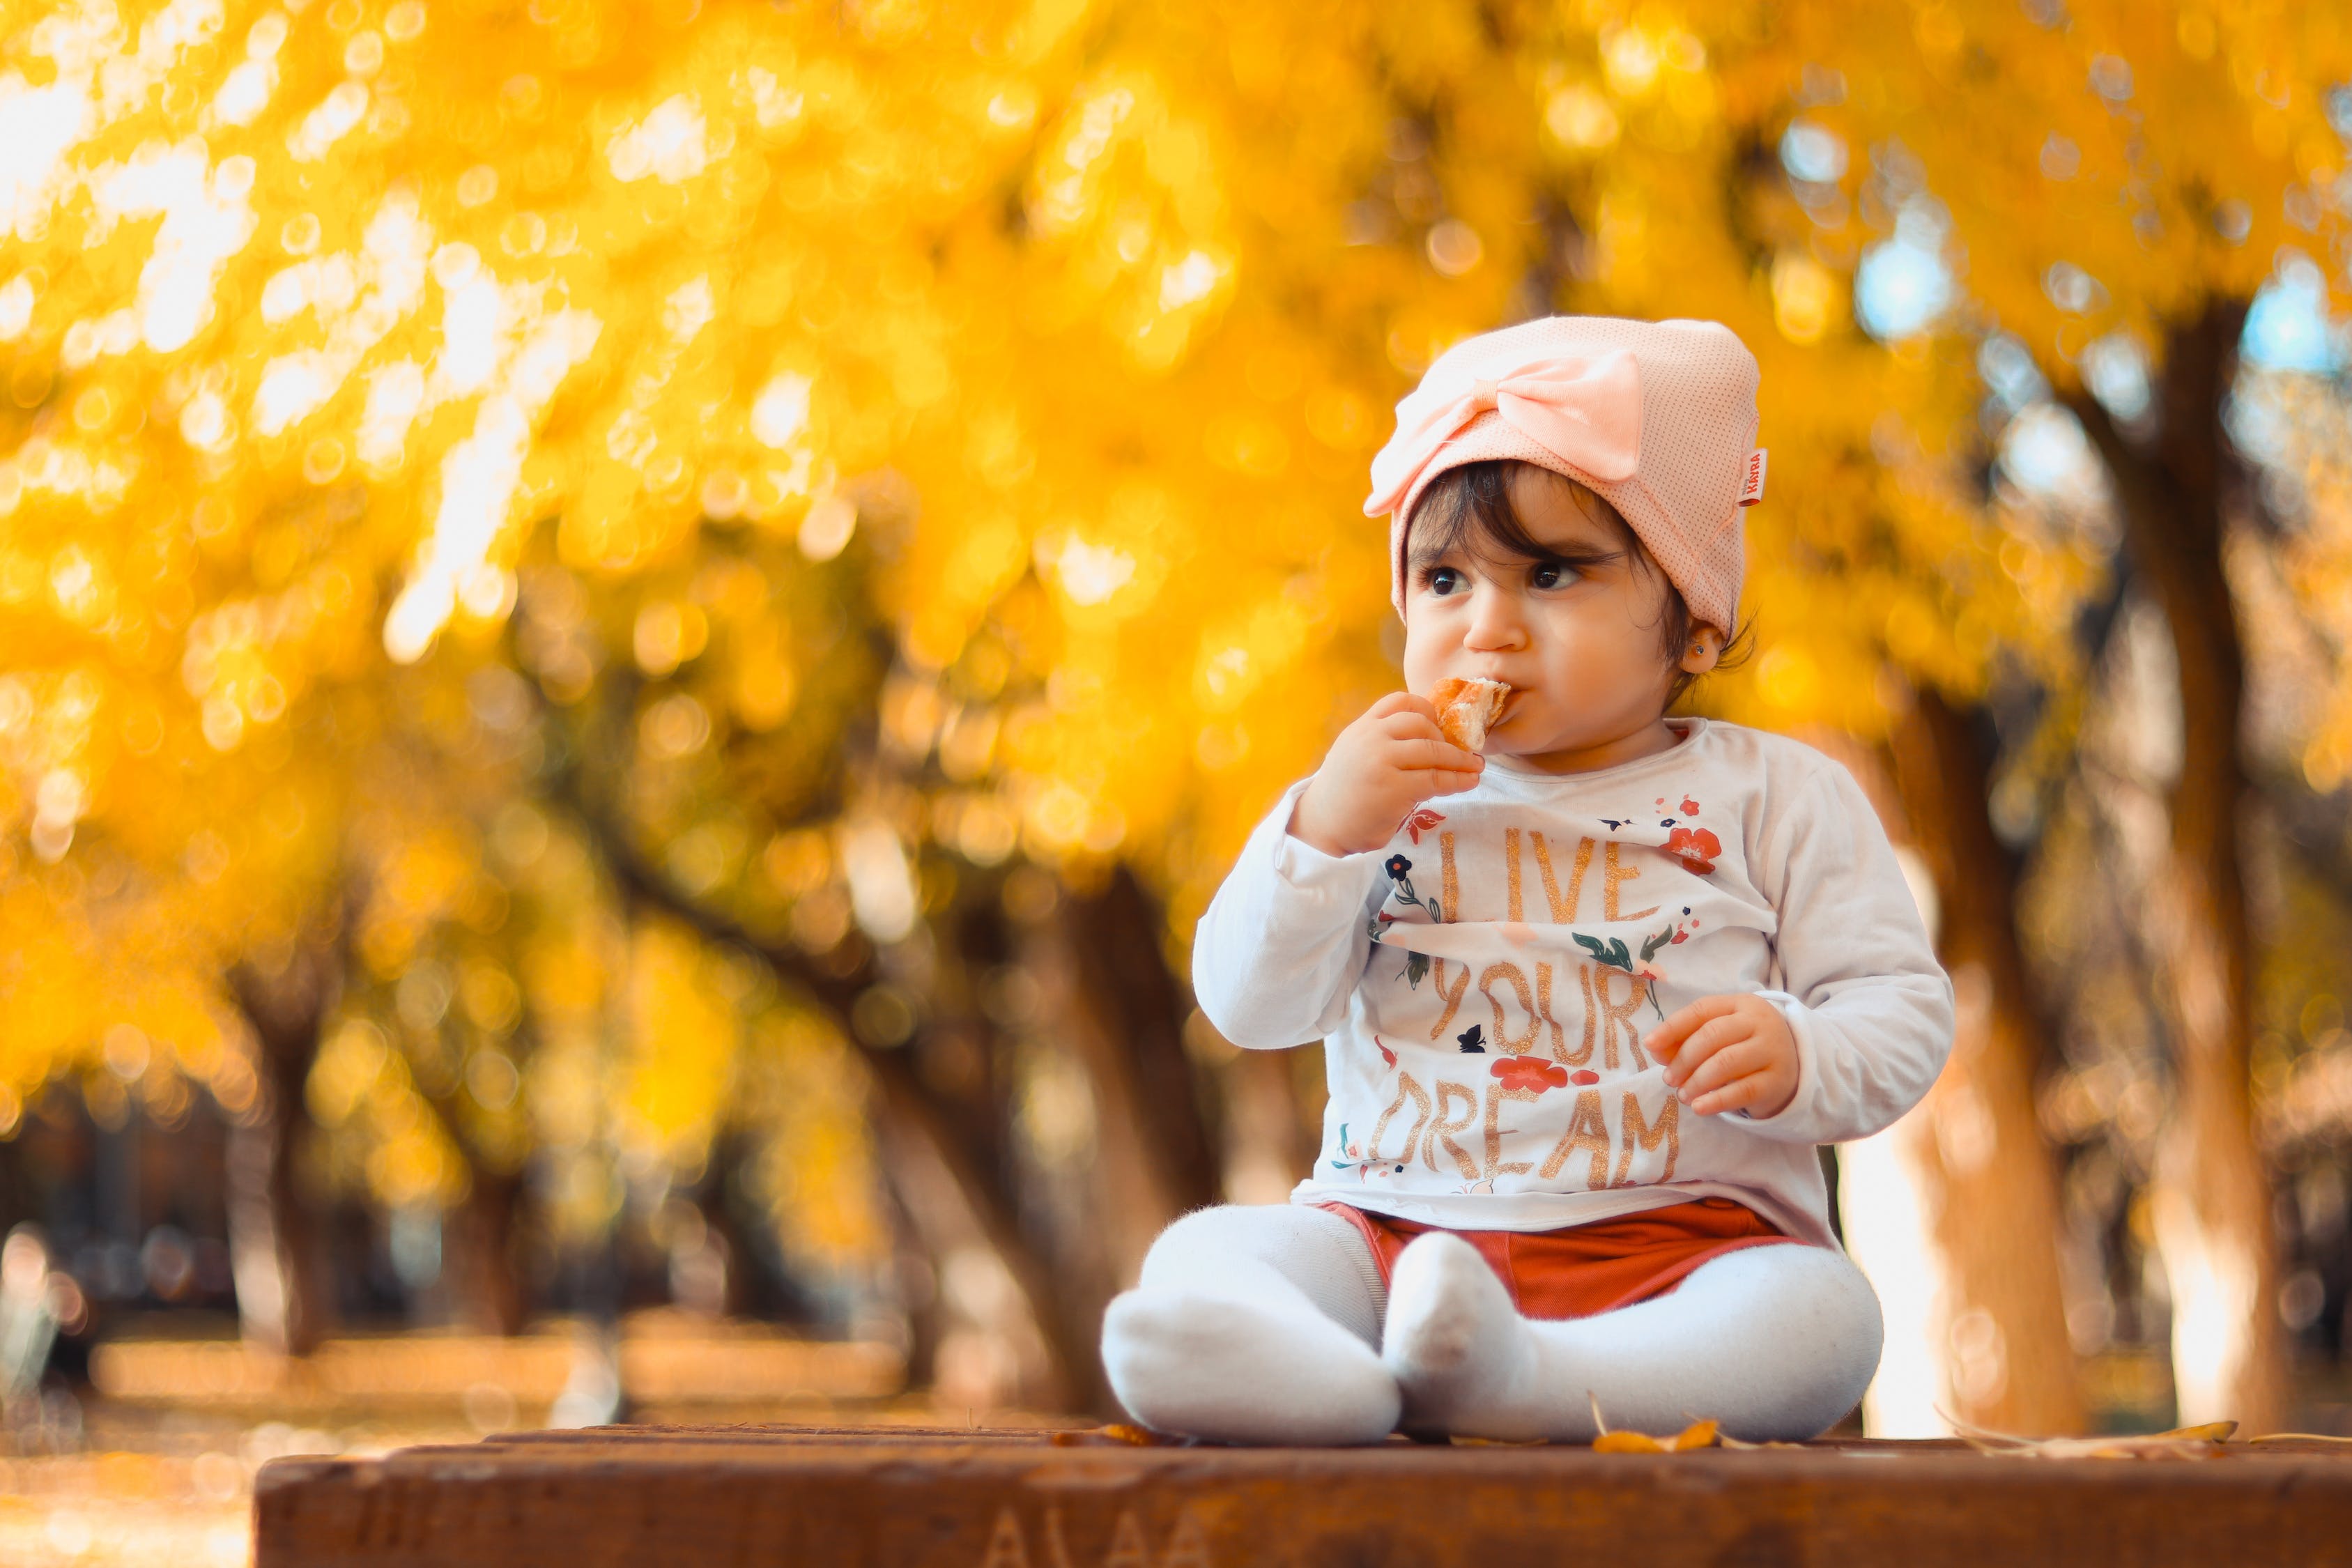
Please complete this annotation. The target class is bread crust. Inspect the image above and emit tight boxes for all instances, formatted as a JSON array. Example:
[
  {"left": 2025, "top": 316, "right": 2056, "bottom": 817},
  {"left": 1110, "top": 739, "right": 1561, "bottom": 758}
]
[{"left": 1431, "top": 677, "right": 1510, "bottom": 751}]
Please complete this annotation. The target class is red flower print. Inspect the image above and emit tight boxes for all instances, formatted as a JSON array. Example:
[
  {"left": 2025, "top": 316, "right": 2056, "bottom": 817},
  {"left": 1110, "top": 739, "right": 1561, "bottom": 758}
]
[
  {"left": 1664, "top": 826, "right": 1721, "bottom": 875},
  {"left": 1570, "top": 1069, "right": 1600, "bottom": 1086},
  {"left": 1680, "top": 797, "right": 1700, "bottom": 815},
  {"left": 1490, "top": 1056, "right": 1570, "bottom": 1094},
  {"left": 1399, "top": 807, "right": 1446, "bottom": 845},
  {"left": 1376, "top": 1036, "right": 1397, "bottom": 1068}
]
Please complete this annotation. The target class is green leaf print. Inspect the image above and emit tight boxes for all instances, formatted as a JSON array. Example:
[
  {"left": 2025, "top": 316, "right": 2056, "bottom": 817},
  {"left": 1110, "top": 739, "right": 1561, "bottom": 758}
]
[{"left": 1574, "top": 932, "right": 1634, "bottom": 973}]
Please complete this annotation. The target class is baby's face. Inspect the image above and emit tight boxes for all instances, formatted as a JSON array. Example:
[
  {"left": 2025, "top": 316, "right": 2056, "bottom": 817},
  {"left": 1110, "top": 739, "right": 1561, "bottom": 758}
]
[{"left": 1400, "top": 467, "right": 1706, "bottom": 770}]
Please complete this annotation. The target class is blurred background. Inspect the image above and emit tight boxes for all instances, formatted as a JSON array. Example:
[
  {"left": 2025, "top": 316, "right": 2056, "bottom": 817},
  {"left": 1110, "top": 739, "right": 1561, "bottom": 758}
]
[{"left": 3, "top": 0, "right": 2352, "bottom": 1558}]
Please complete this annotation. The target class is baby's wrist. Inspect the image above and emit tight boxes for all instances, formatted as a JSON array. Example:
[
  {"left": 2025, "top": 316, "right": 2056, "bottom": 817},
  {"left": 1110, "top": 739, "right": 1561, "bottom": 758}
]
[{"left": 1288, "top": 778, "right": 1379, "bottom": 858}]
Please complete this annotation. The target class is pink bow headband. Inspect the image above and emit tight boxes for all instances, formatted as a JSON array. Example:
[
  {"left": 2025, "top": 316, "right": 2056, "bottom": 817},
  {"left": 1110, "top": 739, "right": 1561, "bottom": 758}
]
[{"left": 1362, "top": 349, "right": 1643, "bottom": 521}]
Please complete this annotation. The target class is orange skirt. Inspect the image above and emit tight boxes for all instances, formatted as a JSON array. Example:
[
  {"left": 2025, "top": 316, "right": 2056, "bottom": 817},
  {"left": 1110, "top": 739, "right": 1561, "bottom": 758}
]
[{"left": 1317, "top": 1197, "right": 1798, "bottom": 1321}]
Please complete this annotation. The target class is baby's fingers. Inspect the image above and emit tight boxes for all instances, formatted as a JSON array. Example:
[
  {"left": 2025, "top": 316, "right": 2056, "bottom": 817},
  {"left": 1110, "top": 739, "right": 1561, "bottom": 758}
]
[
  {"left": 1688, "top": 1074, "right": 1771, "bottom": 1118},
  {"left": 1645, "top": 995, "right": 1740, "bottom": 1065},
  {"left": 1660, "top": 1016, "right": 1751, "bottom": 1090},
  {"left": 1394, "top": 735, "right": 1484, "bottom": 775},
  {"left": 1368, "top": 691, "right": 1442, "bottom": 725},
  {"left": 1376, "top": 709, "right": 1451, "bottom": 749},
  {"left": 1672, "top": 1034, "right": 1764, "bottom": 1102}
]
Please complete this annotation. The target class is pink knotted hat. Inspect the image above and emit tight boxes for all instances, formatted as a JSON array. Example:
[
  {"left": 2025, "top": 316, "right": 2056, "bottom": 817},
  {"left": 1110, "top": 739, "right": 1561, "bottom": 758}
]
[{"left": 1363, "top": 316, "right": 1763, "bottom": 633}]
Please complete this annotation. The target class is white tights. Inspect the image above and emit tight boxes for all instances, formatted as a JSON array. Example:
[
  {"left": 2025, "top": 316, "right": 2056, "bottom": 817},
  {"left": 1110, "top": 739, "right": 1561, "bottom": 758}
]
[{"left": 1100, "top": 1204, "right": 1883, "bottom": 1445}]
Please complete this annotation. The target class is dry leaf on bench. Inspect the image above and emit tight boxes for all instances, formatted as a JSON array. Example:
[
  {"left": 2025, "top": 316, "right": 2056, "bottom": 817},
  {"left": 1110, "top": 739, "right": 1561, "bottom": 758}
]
[
  {"left": 1946, "top": 1413, "right": 2237, "bottom": 1460},
  {"left": 1592, "top": 1417, "right": 1721, "bottom": 1453},
  {"left": 1052, "top": 1423, "right": 1193, "bottom": 1447}
]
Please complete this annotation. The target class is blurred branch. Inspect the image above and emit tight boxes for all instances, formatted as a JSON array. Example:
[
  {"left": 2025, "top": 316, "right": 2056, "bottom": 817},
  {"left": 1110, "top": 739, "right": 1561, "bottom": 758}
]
[
  {"left": 224, "top": 923, "right": 347, "bottom": 1359},
  {"left": 2254, "top": 771, "right": 2352, "bottom": 912},
  {"left": 528, "top": 676, "right": 1093, "bottom": 1407}
]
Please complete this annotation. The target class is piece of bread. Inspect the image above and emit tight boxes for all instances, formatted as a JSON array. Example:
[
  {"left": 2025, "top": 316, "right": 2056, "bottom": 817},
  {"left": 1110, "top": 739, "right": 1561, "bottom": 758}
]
[{"left": 1431, "top": 677, "right": 1509, "bottom": 751}]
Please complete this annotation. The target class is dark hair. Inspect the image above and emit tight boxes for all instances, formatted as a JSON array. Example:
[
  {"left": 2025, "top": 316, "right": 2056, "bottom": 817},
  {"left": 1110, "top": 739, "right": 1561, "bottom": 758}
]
[{"left": 1406, "top": 460, "right": 1748, "bottom": 707}]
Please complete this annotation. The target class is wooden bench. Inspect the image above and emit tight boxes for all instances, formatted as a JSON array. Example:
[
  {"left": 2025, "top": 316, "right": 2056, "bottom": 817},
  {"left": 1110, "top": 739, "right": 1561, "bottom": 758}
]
[{"left": 255, "top": 1422, "right": 2352, "bottom": 1567}]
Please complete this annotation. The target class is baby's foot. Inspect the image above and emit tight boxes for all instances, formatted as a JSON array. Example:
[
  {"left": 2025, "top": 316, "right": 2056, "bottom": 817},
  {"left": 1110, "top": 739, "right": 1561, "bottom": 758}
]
[
  {"left": 1101, "top": 1287, "right": 1400, "bottom": 1445},
  {"left": 1381, "top": 1232, "right": 1551, "bottom": 1440}
]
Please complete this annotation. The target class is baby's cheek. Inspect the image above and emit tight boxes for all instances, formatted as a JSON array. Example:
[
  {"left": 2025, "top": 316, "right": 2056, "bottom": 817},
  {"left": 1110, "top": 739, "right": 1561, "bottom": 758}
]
[{"left": 1397, "top": 618, "right": 1452, "bottom": 698}]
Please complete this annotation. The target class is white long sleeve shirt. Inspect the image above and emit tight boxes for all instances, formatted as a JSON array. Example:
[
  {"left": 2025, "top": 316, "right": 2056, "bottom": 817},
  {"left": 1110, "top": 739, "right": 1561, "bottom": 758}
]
[{"left": 1192, "top": 718, "right": 1954, "bottom": 1247}]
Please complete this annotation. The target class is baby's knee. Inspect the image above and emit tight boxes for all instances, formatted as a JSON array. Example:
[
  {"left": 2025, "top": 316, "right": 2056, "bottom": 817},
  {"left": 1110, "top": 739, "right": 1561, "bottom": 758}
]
[
  {"left": 1696, "top": 1246, "right": 1882, "bottom": 1438},
  {"left": 1806, "top": 1249, "right": 1886, "bottom": 1365},
  {"left": 1136, "top": 1202, "right": 1353, "bottom": 1287},
  {"left": 1771, "top": 1247, "right": 1884, "bottom": 1422},
  {"left": 1135, "top": 1204, "right": 1292, "bottom": 1290}
]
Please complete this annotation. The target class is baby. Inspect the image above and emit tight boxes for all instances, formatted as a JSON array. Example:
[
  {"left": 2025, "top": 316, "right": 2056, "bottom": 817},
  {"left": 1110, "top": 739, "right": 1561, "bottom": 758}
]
[{"left": 1101, "top": 316, "right": 1955, "bottom": 1445}]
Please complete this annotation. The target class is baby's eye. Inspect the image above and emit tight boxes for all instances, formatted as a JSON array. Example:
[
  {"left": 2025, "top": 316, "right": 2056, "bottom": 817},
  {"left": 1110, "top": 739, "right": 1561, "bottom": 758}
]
[
  {"left": 1530, "top": 561, "right": 1580, "bottom": 590},
  {"left": 1426, "top": 566, "right": 1464, "bottom": 596}
]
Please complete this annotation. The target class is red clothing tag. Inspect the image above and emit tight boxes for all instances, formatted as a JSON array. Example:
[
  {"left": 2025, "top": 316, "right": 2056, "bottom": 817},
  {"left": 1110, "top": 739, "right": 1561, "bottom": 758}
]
[{"left": 1738, "top": 447, "right": 1767, "bottom": 506}]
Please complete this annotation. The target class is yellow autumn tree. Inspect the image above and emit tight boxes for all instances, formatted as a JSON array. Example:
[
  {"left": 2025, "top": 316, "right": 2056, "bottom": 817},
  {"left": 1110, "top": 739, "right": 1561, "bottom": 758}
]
[
  {"left": 1760, "top": 0, "right": 2352, "bottom": 1434},
  {"left": 15, "top": 0, "right": 2322, "bottom": 1427}
]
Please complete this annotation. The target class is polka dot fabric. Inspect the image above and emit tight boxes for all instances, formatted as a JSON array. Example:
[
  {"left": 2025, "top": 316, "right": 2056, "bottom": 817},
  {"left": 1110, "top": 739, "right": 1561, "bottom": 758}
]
[{"left": 1368, "top": 316, "right": 1761, "bottom": 634}]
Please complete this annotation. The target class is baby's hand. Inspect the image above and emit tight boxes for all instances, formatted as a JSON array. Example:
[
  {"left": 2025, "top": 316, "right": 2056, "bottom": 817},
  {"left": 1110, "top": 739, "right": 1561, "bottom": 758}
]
[
  {"left": 1289, "top": 693, "right": 1484, "bottom": 857},
  {"left": 1645, "top": 995, "right": 1799, "bottom": 1119}
]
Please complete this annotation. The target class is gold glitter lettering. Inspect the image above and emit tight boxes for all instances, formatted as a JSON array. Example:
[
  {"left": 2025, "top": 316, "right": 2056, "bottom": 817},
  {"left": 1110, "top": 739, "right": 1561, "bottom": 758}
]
[
  {"left": 1539, "top": 961, "right": 1593, "bottom": 1066},
  {"left": 1530, "top": 832, "right": 1593, "bottom": 921},
  {"left": 1505, "top": 826, "right": 1523, "bottom": 921},
  {"left": 1369, "top": 1070, "right": 1432, "bottom": 1165},
  {"left": 1427, "top": 958, "right": 1471, "bottom": 1040},
  {"left": 1478, "top": 961, "right": 1537, "bottom": 1053},
  {"left": 1425, "top": 1079, "right": 1480, "bottom": 1179},
  {"left": 1615, "top": 1091, "right": 1680, "bottom": 1187},
  {"left": 1594, "top": 969, "right": 1652, "bottom": 1070},
  {"left": 1484, "top": 1082, "right": 1539, "bottom": 1178},
  {"left": 1603, "top": 839, "right": 1659, "bottom": 923},
  {"left": 1539, "top": 1087, "right": 1613, "bottom": 1188}
]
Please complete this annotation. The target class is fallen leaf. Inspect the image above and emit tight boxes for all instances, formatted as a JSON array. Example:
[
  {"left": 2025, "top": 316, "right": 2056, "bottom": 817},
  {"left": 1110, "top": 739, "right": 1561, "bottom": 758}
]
[
  {"left": 1943, "top": 1411, "right": 2237, "bottom": 1460},
  {"left": 1592, "top": 1418, "right": 1719, "bottom": 1453},
  {"left": 1051, "top": 1423, "right": 1192, "bottom": 1447}
]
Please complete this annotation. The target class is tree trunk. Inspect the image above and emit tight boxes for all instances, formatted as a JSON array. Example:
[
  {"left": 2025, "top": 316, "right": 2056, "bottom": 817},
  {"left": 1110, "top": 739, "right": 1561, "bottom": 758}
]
[
  {"left": 2066, "top": 301, "right": 2285, "bottom": 1432},
  {"left": 225, "top": 938, "right": 341, "bottom": 1358},
  {"left": 1813, "top": 718, "right": 2079, "bottom": 1435},
  {"left": 987, "top": 865, "right": 1223, "bottom": 1415},
  {"left": 446, "top": 1167, "right": 530, "bottom": 1336},
  {"left": 866, "top": 1073, "right": 1071, "bottom": 1413},
  {"left": 577, "top": 804, "right": 1097, "bottom": 1410},
  {"left": 1217, "top": 1045, "right": 1317, "bottom": 1204},
  {"left": 1040, "top": 866, "right": 1220, "bottom": 1277},
  {"left": 1882, "top": 689, "right": 2085, "bottom": 1435}
]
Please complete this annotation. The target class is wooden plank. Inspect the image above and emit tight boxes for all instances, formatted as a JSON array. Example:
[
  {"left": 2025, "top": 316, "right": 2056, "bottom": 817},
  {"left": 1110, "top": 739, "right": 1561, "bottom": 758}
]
[{"left": 255, "top": 1425, "right": 2352, "bottom": 1568}]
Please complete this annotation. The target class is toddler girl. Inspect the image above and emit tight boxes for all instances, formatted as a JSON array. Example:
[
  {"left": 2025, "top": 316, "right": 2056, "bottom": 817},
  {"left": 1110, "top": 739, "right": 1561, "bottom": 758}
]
[{"left": 1101, "top": 316, "right": 1954, "bottom": 1445}]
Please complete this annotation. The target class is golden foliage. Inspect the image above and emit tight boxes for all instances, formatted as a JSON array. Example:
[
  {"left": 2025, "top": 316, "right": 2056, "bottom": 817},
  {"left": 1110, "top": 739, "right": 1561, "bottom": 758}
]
[{"left": 1, "top": 0, "right": 2345, "bottom": 1246}]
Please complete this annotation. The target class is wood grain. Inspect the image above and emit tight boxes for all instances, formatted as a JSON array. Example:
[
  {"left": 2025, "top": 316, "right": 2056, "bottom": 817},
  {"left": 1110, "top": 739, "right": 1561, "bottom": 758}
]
[{"left": 255, "top": 1424, "right": 2352, "bottom": 1567}]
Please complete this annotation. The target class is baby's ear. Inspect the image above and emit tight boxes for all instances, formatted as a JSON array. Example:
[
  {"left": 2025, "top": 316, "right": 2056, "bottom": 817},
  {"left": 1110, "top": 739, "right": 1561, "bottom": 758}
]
[{"left": 1678, "top": 625, "right": 1725, "bottom": 675}]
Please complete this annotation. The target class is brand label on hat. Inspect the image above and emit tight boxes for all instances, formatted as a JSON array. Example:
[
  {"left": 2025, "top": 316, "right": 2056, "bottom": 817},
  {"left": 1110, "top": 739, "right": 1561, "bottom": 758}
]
[{"left": 1738, "top": 448, "right": 1767, "bottom": 507}]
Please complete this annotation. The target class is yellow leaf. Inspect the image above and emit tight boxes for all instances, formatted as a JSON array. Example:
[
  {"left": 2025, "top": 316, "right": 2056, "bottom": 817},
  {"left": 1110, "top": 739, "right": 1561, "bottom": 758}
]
[{"left": 1593, "top": 1418, "right": 1719, "bottom": 1453}]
